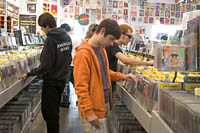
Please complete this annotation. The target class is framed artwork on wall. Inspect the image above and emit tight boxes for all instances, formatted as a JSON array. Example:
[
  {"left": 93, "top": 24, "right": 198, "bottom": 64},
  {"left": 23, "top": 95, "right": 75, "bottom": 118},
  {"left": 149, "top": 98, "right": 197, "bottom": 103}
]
[{"left": 27, "top": 4, "right": 36, "bottom": 13}]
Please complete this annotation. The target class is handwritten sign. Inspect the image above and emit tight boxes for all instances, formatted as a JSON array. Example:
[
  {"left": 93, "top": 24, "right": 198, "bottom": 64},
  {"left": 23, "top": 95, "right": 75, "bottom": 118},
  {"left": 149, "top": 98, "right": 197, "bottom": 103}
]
[{"left": 78, "top": 13, "right": 89, "bottom": 26}]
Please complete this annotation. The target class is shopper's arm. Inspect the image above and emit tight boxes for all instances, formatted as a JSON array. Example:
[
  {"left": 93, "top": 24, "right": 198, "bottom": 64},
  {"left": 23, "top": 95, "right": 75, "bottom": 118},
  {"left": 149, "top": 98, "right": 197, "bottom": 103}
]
[
  {"left": 115, "top": 52, "right": 153, "bottom": 66},
  {"left": 73, "top": 50, "right": 95, "bottom": 118},
  {"left": 27, "top": 38, "right": 56, "bottom": 77}
]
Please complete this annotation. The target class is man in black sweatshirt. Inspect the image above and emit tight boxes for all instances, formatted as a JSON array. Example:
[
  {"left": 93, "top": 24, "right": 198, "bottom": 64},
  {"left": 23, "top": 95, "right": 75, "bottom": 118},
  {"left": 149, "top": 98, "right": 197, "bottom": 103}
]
[{"left": 19, "top": 13, "right": 72, "bottom": 133}]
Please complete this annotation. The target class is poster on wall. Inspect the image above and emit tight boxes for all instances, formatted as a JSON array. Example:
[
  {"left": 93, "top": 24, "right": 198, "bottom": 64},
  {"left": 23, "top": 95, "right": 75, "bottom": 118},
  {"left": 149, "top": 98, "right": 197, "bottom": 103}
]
[
  {"left": 155, "top": 3, "right": 160, "bottom": 10},
  {"left": 170, "top": 18, "right": 175, "bottom": 24},
  {"left": 165, "top": 18, "right": 169, "bottom": 24},
  {"left": 51, "top": 5, "right": 57, "bottom": 16},
  {"left": 165, "top": 11, "right": 170, "bottom": 18},
  {"left": 64, "top": 7, "right": 68, "bottom": 13},
  {"left": 139, "top": 10, "right": 144, "bottom": 16},
  {"left": 118, "top": 1, "right": 123, "bottom": 8},
  {"left": 19, "top": 15, "right": 36, "bottom": 34},
  {"left": 149, "top": 17, "right": 154, "bottom": 24},
  {"left": 155, "top": 10, "right": 159, "bottom": 17},
  {"left": 160, "top": 10, "right": 165, "bottom": 17},
  {"left": 118, "top": 9, "right": 123, "bottom": 16},
  {"left": 130, "top": 16, "right": 137, "bottom": 23},
  {"left": 145, "top": 9, "right": 149, "bottom": 17},
  {"left": 107, "top": 6, "right": 112, "bottom": 14},
  {"left": 43, "top": 3, "right": 50, "bottom": 13},
  {"left": 52, "top": 0, "right": 57, "bottom": 5},
  {"left": 0, "top": 0, "right": 6, "bottom": 9},
  {"left": 75, "top": 6, "right": 79, "bottom": 14},
  {"left": 138, "top": 17, "right": 143, "bottom": 23},
  {"left": 171, "top": 4, "right": 175, "bottom": 11},
  {"left": 27, "top": 4, "right": 36, "bottom": 13},
  {"left": 124, "top": 2, "right": 128, "bottom": 8},
  {"left": 112, "top": 14, "right": 117, "bottom": 20},
  {"left": 123, "top": 9, "right": 128, "bottom": 16},
  {"left": 160, "top": 17, "right": 164, "bottom": 24},
  {"left": 161, "top": 3, "right": 165, "bottom": 10},
  {"left": 69, "top": 6, "right": 74, "bottom": 13},
  {"left": 144, "top": 17, "right": 148, "bottom": 23},
  {"left": 150, "top": 9, "right": 154, "bottom": 16},
  {"left": 113, "top": 1, "right": 118, "bottom": 8},
  {"left": 63, "top": 0, "right": 69, "bottom": 5},
  {"left": 123, "top": 15, "right": 128, "bottom": 23}
]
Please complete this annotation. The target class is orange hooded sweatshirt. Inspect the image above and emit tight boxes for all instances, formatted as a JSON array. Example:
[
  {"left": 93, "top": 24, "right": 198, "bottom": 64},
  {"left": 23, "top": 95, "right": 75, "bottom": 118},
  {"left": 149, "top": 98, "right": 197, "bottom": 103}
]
[{"left": 73, "top": 40, "right": 124, "bottom": 118}]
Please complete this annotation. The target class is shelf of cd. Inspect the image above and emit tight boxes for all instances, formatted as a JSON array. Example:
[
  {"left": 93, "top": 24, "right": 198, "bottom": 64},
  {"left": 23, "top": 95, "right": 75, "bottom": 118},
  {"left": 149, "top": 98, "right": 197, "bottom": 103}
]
[
  {"left": 116, "top": 82, "right": 174, "bottom": 133},
  {"left": 116, "top": 82, "right": 152, "bottom": 132},
  {"left": 0, "top": 76, "right": 36, "bottom": 109},
  {"left": 151, "top": 110, "right": 174, "bottom": 133}
]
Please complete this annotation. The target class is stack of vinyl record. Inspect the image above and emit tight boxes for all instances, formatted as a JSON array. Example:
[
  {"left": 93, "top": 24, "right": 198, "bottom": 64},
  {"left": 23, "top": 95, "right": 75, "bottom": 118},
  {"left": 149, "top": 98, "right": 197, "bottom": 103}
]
[
  {"left": 0, "top": 78, "right": 42, "bottom": 133},
  {"left": 110, "top": 96, "right": 146, "bottom": 133},
  {"left": 159, "top": 90, "right": 200, "bottom": 133}
]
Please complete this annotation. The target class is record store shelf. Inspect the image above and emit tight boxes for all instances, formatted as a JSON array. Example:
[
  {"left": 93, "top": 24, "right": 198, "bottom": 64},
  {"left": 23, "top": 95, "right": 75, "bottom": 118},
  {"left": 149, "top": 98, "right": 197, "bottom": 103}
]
[
  {"left": 116, "top": 82, "right": 174, "bottom": 133},
  {"left": 0, "top": 76, "right": 36, "bottom": 109}
]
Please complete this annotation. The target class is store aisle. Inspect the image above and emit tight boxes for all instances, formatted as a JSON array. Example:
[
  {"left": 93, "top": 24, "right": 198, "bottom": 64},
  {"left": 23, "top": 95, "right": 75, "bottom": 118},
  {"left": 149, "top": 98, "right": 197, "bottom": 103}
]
[{"left": 29, "top": 84, "right": 82, "bottom": 133}]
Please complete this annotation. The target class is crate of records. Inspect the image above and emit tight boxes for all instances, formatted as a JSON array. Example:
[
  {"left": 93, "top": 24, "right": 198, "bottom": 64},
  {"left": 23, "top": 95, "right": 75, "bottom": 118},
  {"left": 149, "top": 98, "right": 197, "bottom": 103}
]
[{"left": 0, "top": 48, "right": 41, "bottom": 93}]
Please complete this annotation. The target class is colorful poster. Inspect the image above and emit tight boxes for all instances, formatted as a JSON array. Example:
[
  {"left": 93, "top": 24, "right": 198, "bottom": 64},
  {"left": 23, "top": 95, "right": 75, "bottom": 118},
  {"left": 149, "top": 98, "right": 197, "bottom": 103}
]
[
  {"left": 197, "top": 5, "right": 200, "bottom": 10},
  {"left": 171, "top": 11, "right": 175, "bottom": 17},
  {"left": 160, "top": 17, "right": 164, "bottom": 24},
  {"left": 155, "top": 10, "right": 159, "bottom": 17},
  {"left": 165, "top": 18, "right": 169, "bottom": 24},
  {"left": 96, "top": 15, "right": 101, "bottom": 21},
  {"left": 124, "top": 2, "right": 128, "bottom": 8},
  {"left": 113, "top": 8, "right": 118, "bottom": 14},
  {"left": 166, "top": 4, "right": 171, "bottom": 11},
  {"left": 43, "top": 0, "right": 49, "bottom": 2},
  {"left": 176, "top": 18, "right": 180, "bottom": 24},
  {"left": 43, "top": 3, "right": 50, "bottom": 13},
  {"left": 150, "top": 9, "right": 154, "bottom": 16},
  {"left": 161, "top": 3, "right": 165, "bottom": 10},
  {"left": 86, "top": 8, "right": 90, "bottom": 14},
  {"left": 165, "top": 11, "right": 170, "bottom": 18},
  {"left": 118, "top": 9, "right": 123, "bottom": 15},
  {"left": 138, "top": 17, "right": 143, "bottom": 23},
  {"left": 170, "top": 18, "right": 175, "bottom": 24},
  {"left": 145, "top": 9, "right": 149, "bottom": 17},
  {"left": 64, "top": 7, "right": 68, "bottom": 13},
  {"left": 75, "top": 6, "right": 79, "bottom": 14},
  {"left": 176, "top": 4, "right": 180, "bottom": 11},
  {"left": 139, "top": 10, "right": 144, "bottom": 16},
  {"left": 124, "top": 9, "right": 128, "bottom": 16},
  {"left": 112, "top": 14, "right": 117, "bottom": 20},
  {"left": 107, "top": 6, "right": 112, "bottom": 14},
  {"left": 69, "top": 6, "right": 74, "bottom": 13},
  {"left": 181, "top": 4, "right": 186, "bottom": 12},
  {"left": 102, "top": 8, "right": 106, "bottom": 15},
  {"left": 150, "top": 3, "right": 154, "bottom": 9},
  {"left": 176, "top": 11, "right": 180, "bottom": 18},
  {"left": 130, "top": 6, "right": 137, "bottom": 16},
  {"left": 186, "top": 4, "right": 191, "bottom": 12},
  {"left": 113, "top": 1, "right": 118, "bottom": 8},
  {"left": 96, "top": 9, "right": 101, "bottom": 15},
  {"left": 160, "top": 10, "right": 165, "bottom": 17},
  {"left": 130, "top": 16, "right": 137, "bottom": 22},
  {"left": 156, "top": 3, "right": 160, "bottom": 11},
  {"left": 118, "top": 1, "right": 123, "bottom": 8},
  {"left": 191, "top": 5, "right": 196, "bottom": 11},
  {"left": 123, "top": 15, "right": 128, "bottom": 23},
  {"left": 149, "top": 17, "right": 154, "bottom": 24},
  {"left": 144, "top": 17, "right": 148, "bottom": 23},
  {"left": 118, "top": 15, "right": 123, "bottom": 20},
  {"left": 144, "top": 2, "right": 149, "bottom": 9},
  {"left": 51, "top": 5, "right": 57, "bottom": 16},
  {"left": 171, "top": 4, "right": 175, "bottom": 11},
  {"left": 108, "top": 0, "right": 112, "bottom": 6},
  {"left": 52, "top": 0, "right": 57, "bottom": 4},
  {"left": 86, "top": 0, "right": 90, "bottom": 6}
]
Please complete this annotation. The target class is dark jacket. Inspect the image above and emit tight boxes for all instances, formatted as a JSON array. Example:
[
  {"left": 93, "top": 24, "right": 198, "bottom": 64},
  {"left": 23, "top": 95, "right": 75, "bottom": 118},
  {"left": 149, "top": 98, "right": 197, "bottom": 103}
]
[{"left": 27, "top": 27, "right": 72, "bottom": 81}]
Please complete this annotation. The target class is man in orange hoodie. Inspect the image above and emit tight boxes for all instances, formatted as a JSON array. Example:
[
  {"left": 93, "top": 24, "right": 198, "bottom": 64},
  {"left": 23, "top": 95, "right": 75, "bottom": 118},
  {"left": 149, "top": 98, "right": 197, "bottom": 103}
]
[{"left": 73, "top": 19, "right": 136, "bottom": 132}]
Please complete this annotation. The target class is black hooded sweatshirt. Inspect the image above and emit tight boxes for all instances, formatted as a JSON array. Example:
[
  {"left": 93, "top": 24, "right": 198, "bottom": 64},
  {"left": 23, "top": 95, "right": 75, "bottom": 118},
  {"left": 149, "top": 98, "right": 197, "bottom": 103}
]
[{"left": 27, "top": 27, "right": 72, "bottom": 81}]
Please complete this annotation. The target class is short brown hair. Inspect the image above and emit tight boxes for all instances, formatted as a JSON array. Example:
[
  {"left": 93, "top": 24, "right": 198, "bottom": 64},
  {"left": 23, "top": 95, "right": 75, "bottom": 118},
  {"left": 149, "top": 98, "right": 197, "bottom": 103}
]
[
  {"left": 96, "top": 19, "right": 121, "bottom": 39},
  {"left": 38, "top": 13, "right": 57, "bottom": 28},
  {"left": 120, "top": 24, "right": 133, "bottom": 34},
  {"left": 85, "top": 24, "right": 98, "bottom": 39}
]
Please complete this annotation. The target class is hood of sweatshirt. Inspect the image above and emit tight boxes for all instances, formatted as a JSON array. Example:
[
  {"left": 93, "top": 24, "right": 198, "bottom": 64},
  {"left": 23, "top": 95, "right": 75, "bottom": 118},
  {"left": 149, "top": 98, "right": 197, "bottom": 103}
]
[
  {"left": 75, "top": 39, "right": 91, "bottom": 53},
  {"left": 47, "top": 27, "right": 68, "bottom": 41}
]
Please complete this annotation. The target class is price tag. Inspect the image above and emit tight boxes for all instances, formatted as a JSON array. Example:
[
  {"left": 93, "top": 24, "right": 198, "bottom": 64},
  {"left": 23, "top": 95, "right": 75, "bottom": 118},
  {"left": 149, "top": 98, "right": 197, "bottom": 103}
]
[
  {"left": 185, "top": 84, "right": 200, "bottom": 90},
  {"left": 159, "top": 83, "right": 182, "bottom": 89}
]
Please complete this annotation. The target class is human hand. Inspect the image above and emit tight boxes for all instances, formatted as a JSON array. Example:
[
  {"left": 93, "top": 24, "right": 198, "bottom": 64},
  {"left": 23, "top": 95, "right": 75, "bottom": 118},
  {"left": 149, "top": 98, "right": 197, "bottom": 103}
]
[
  {"left": 123, "top": 73, "right": 137, "bottom": 81},
  {"left": 87, "top": 114, "right": 100, "bottom": 129},
  {"left": 19, "top": 74, "right": 27, "bottom": 80},
  {"left": 146, "top": 60, "right": 154, "bottom": 66}
]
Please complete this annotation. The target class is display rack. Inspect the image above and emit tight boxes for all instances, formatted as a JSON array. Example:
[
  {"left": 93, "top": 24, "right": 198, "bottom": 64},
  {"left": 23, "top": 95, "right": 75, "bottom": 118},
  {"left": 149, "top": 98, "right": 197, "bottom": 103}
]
[
  {"left": 116, "top": 82, "right": 174, "bottom": 133},
  {"left": 32, "top": 100, "right": 41, "bottom": 121},
  {"left": 0, "top": 76, "right": 36, "bottom": 109},
  {"left": 151, "top": 111, "right": 174, "bottom": 133},
  {"left": 21, "top": 117, "right": 32, "bottom": 133},
  {"left": 116, "top": 82, "right": 152, "bottom": 132}
]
